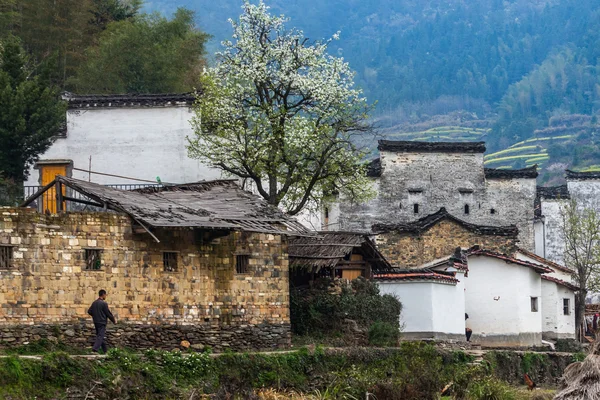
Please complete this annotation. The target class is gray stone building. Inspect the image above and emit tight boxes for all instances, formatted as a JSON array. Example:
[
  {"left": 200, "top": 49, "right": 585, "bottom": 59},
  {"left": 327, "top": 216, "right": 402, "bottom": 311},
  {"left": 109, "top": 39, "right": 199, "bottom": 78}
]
[
  {"left": 536, "top": 170, "right": 600, "bottom": 265},
  {"left": 329, "top": 141, "right": 538, "bottom": 251}
]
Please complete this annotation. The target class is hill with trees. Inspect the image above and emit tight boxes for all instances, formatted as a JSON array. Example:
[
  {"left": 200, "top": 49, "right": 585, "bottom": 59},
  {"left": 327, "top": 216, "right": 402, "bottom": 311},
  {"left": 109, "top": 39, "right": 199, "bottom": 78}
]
[{"left": 147, "top": 0, "right": 600, "bottom": 183}]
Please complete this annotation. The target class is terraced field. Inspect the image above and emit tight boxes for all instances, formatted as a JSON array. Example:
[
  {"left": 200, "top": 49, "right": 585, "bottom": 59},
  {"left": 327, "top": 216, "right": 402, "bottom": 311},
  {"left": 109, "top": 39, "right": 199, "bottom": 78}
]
[
  {"left": 484, "top": 136, "right": 573, "bottom": 168},
  {"left": 383, "top": 126, "right": 488, "bottom": 142}
]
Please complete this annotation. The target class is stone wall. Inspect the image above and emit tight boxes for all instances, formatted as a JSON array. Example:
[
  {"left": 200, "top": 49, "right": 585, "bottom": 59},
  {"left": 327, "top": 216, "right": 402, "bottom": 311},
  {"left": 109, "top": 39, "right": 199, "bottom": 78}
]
[
  {"left": 335, "top": 151, "right": 536, "bottom": 250},
  {"left": 375, "top": 219, "right": 518, "bottom": 267},
  {"left": 0, "top": 208, "right": 290, "bottom": 350}
]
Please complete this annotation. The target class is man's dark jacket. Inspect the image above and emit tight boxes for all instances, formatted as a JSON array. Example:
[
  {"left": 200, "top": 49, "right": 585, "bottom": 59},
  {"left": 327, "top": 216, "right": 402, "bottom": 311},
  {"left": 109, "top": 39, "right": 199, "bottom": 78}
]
[{"left": 87, "top": 298, "right": 116, "bottom": 325}]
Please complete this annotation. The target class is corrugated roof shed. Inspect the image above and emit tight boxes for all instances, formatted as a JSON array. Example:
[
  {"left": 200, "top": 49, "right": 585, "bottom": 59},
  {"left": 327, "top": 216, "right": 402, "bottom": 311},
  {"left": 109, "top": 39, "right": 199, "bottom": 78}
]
[{"left": 25, "top": 176, "right": 310, "bottom": 236}]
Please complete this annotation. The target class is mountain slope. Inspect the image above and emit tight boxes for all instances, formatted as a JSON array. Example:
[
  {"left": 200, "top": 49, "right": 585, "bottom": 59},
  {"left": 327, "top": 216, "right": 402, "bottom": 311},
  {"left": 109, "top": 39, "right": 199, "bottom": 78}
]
[{"left": 144, "top": 0, "right": 600, "bottom": 180}]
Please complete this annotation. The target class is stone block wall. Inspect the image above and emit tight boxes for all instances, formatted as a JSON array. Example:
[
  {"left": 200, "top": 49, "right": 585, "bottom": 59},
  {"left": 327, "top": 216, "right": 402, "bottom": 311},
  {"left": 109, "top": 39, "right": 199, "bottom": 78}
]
[
  {"left": 334, "top": 151, "right": 536, "bottom": 251},
  {"left": 0, "top": 208, "right": 290, "bottom": 350},
  {"left": 375, "top": 219, "right": 518, "bottom": 267}
]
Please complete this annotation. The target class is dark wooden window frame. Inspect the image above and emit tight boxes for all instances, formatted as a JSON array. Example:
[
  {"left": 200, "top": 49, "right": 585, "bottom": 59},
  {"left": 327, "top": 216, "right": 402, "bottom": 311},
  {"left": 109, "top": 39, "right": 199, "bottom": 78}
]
[
  {"left": 84, "top": 248, "right": 102, "bottom": 270},
  {"left": 235, "top": 254, "right": 250, "bottom": 274},
  {"left": 163, "top": 251, "right": 179, "bottom": 272},
  {"left": 0, "top": 245, "right": 14, "bottom": 269},
  {"left": 563, "top": 298, "right": 570, "bottom": 315}
]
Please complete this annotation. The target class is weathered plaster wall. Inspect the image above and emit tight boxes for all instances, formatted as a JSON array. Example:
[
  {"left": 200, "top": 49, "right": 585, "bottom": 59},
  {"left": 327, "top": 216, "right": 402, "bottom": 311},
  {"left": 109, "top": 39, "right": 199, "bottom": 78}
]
[
  {"left": 0, "top": 208, "right": 290, "bottom": 350},
  {"left": 484, "top": 178, "right": 537, "bottom": 251},
  {"left": 465, "top": 256, "right": 543, "bottom": 347},
  {"left": 24, "top": 107, "right": 220, "bottom": 187},
  {"left": 539, "top": 200, "right": 565, "bottom": 264},
  {"left": 375, "top": 219, "right": 517, "bottom": 268},
  {"left": 335, "top": 151, "right": 536, "bottom": 250},
  {"left": 377, "top": 280, "right": 464, "bottom": 340},
  {"left": 541, "top": 280, "right": 575, "bottom": 340}
]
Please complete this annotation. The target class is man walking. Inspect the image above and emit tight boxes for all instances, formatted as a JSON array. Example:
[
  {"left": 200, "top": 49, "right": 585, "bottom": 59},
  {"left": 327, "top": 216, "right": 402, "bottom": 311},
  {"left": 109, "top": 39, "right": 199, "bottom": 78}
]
[{"left": 87, "top": 289, "right": 116, "bottom": 353}]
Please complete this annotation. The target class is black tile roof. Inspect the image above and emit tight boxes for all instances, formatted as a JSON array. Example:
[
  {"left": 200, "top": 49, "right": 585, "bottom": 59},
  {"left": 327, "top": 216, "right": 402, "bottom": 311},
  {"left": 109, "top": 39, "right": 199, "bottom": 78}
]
[
  {"left": 484, "top": 166, "right": 538, "bottom": 179},
  {"left": 378, "top": 140, "right": 486, "bottom": 153},
  {"left": 566, "top": 170, "right": 600, "bottom": 181},
  {"left": 372, "top": 207, "right": 519, "bottom": 236},
  {"left": 62, "top": 92, "right": 196, "bottom": 109}
]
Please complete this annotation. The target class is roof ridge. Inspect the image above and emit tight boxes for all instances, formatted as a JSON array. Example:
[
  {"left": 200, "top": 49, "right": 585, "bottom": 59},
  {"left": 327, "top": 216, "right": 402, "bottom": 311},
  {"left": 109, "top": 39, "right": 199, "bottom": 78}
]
[
  {"left": 378, "top": 140, "right": 486, "bottom": 153},
  {"left": 467, "top": 246, "right": 552, "bottom": 273},
  {"left": 372, "top": 207, "right": 518, "bottom": 236},
  {"left": 515, "top": 247, "right": 574, "bottom": 274}
]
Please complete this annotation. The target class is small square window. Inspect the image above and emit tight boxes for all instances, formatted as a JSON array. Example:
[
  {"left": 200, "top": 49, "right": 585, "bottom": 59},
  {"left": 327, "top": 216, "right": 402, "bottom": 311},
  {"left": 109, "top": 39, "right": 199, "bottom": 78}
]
[
  {"left": 85, "top": 249, "right": 102, "bottom": 270},
  {"left": 563, "top": 298, "right": 570, "bottom": 315},
  {"left": 0, "top": 246, "right": 13, "bottom": 269},
  {"left": 490, "top": 208, "right": 496, "bottom": 215},
  {"left": 236, "top": 254, "right": 249, "bottom": 274},
  {"left": 531, "top": 297, "right": 539, "bottom": 312},
  {"left": 163, "top": 252, "right": 178, "bottom": 272},
  {"left": 413, "top": 204, "right": 419, "bottom": 214}
]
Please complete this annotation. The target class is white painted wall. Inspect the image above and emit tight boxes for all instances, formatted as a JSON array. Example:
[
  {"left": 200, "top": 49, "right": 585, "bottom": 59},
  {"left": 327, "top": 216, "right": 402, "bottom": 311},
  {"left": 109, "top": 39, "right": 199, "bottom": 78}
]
[
  {"left": 541, "top": 279, "right": 576, "bottom": 339},
  {"left": 25, "top": 107, "right": 221, "bottom": 186},
  {"left": 539, "top": 200, "right": 565, "bottom": 265},
  {"left": 377, "top": 280, "right": 464, "bottom": 339},
  {"left": 534, "top": 220, "right": 545, "bottom": 257},
  {"left": 465, "top": 256, "right": 543, "bottom": 346}
]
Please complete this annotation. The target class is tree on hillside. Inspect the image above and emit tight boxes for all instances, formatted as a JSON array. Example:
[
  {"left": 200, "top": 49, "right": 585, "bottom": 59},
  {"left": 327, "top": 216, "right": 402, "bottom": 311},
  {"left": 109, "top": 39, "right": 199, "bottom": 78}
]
[
  {"left": 16, "top": 0, "right": 96, "bottom": 88},
  {"left": 0, "top": 38, "right": 66, "bottom": 184},
  {"left": 89, "top": 0, "right": 142, "bottom": 31},
  {"left": 72, "top": 8, "right": 209, "bottom": 94},
  {"left": 188, "top": 1, "right": 374, "bottom": 215},
  {"left": 560, "top": 199, "right": 600, "bottom": 341}
]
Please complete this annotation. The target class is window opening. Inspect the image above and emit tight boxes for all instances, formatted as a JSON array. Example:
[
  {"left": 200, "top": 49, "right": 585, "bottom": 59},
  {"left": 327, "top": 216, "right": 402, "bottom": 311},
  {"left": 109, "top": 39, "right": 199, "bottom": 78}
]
[
  {"left": 464, "top": 204, "right": 470, "bottom": 214},
  {"left": 531, "top": 297, "right": 539, "bottom": 312},
  {"left": 236, "top": 254, "right": 250, "bottom": 274},
  {"left": 413, "top": 204, "right": 419, "bottom": 214},
  {"left": 163, "top": 252, "right": 178, "bottom": 272},
  {"left": 563, "top": 298, "right": 570, "bottom": 315},
  {"left": 85, "top": 249, "right": 102, "bottom": 270},
  {"left": 490, "top": 208, "right": 496, "bottom": 215},
  {"left": 0, "top": 246, "right": 13, "bottom": 269},
  {"left": 325, "top": 207, "right": 329, "bottom": 219}
]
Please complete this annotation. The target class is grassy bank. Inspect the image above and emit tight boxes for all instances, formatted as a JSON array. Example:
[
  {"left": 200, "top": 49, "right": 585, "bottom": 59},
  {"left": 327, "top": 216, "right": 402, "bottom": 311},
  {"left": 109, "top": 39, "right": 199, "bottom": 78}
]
[{"left": 0, "top": 342, "right": 569, "bottom": 399}]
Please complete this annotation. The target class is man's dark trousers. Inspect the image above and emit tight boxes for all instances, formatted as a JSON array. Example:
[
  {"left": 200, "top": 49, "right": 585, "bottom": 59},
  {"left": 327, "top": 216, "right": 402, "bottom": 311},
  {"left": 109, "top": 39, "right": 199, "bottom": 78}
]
[{"left": 93, "top": 323, "right": 107, "bottom": 353}]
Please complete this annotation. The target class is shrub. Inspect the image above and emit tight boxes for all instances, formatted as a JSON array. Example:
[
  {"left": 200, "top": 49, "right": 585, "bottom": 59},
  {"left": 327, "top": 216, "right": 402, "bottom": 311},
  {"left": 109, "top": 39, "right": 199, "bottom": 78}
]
[
  {"left": 290, "top": 277, "right": 402, "bottom": 339},
  {"left": 368, "top": 322, "right": 400, "bottom": 347}
]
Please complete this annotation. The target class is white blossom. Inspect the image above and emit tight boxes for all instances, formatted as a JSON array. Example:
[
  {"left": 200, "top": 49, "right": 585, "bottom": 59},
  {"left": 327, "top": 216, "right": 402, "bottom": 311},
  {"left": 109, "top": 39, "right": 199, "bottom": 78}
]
[{"left": 188, "top": 0, "right": 374, "bottom": 215}]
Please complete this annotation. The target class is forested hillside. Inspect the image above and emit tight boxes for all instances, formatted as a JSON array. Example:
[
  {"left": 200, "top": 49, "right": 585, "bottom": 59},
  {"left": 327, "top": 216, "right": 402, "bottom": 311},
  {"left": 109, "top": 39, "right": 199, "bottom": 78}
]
[{"left": 147, "top": 0, "right": 600, "bottom": 183}]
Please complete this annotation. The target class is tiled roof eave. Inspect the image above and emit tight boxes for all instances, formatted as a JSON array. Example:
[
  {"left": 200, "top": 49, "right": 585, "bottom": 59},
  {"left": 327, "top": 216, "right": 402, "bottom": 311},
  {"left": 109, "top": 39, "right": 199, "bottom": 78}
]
[{"left": 541, "top": 275, "right": 580, "bottom": 291}]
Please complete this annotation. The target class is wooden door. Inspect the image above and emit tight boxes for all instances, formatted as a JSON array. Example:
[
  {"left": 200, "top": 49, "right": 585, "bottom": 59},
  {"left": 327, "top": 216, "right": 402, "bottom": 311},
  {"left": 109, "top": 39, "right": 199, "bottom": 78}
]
[
  {"left": 40, "top": 164, "right": 67, "bottom": 213},
  {"left": 342, "top": 269, "right": 363, "bottom": 280}
]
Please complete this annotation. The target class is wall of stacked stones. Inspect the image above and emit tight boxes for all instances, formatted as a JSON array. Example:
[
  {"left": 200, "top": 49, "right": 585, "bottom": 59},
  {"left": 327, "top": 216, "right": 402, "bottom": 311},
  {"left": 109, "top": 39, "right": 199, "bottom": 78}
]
[
  {"left": 0, "top": 208, "right": 290, "bottom": 350},
  {"left": 375, "top": 220, "right": 518, "bottom": 268}
]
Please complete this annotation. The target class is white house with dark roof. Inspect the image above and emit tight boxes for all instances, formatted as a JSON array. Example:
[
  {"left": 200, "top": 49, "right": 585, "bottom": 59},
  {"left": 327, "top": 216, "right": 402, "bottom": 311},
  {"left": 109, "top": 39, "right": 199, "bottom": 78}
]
[
  {"left": 375, "top": 251, "right": 467, "bottom": 341},
  {"left": 375, "top": 245, "right": 577, "bottom": 347},
  {"left": 515, "top": 247, "right": 577, "bottom": 340},
  {"left": 24, "top": 93, "right": 221, "bottom": 212}
]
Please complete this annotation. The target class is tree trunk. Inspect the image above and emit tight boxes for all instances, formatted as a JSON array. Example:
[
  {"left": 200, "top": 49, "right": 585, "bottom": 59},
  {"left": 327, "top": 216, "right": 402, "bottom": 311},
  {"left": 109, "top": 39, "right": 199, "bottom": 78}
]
[{"left": 575, "top": 289, "right": 587, "bottom": 342}]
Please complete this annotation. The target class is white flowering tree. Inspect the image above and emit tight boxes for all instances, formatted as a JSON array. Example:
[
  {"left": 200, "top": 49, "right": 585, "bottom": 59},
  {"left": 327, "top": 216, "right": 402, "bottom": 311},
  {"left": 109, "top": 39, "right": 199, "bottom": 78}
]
[{"left": 188, "top": 1, "right": 374, "bottom": 215}]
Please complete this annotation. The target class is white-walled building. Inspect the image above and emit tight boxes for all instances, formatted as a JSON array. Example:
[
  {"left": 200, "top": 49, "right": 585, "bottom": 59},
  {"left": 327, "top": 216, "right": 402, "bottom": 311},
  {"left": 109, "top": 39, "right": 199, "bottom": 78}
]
[
  {"left": 515, "top": 248, "right": 577, "bottom": 340},
  {"left": 465, "top": 249, "right": 551, "bottom": 347},
  {"left": 24, "top": 93, "right": 221, "bottom": 212},
  {"left": 376, "top": 267, "right": 466, "bottom": 341},
  {"left": 375, "top": 246, "right": 576, "bottom": 347}
]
